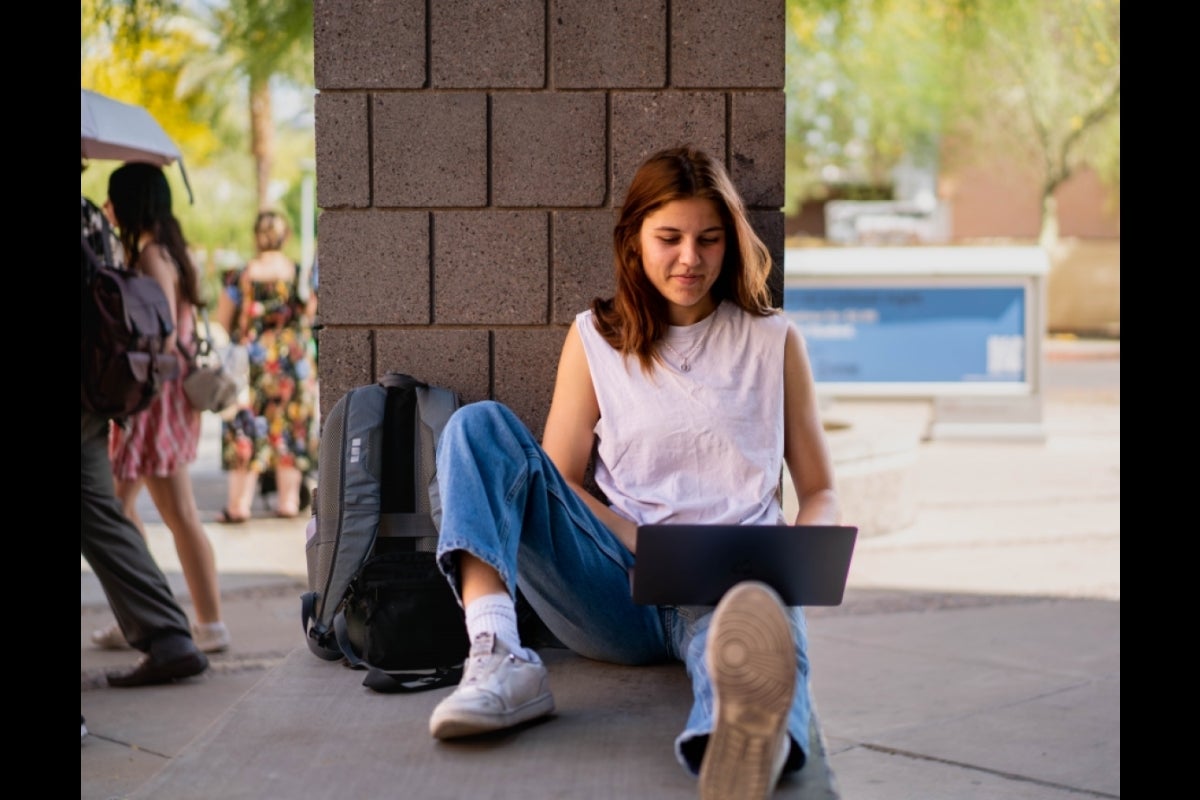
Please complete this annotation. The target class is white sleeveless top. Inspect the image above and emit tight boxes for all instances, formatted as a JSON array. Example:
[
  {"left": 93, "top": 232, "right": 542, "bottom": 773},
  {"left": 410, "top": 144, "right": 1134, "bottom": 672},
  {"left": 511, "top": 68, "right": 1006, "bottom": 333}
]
[{"left": 576, "top": 302, "right": 790, "bottom": 527}]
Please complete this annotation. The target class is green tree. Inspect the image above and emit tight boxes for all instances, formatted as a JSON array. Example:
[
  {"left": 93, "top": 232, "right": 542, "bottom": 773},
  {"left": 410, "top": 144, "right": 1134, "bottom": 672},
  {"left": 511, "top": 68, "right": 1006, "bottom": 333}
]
[
  {"left": 82, "top": 0, "right": 230, "bottom": 164},
  {"left": 204, "top": 0, "right": 314, "bottom": 211},
  {"left": 82, "top": 0, "right": 316, "bottom": 291},
  {"left": 785, "top": 0, "right": 1120, "bottom": 248},
  {"left": 82, "top": 0, "right": 249, "bottom": 295},
  {"left": 785, "top": 0, "right": 978, "bottom": 213},
  {"left": 951, "top": 0, "right": 1120, "bottom": 248}
]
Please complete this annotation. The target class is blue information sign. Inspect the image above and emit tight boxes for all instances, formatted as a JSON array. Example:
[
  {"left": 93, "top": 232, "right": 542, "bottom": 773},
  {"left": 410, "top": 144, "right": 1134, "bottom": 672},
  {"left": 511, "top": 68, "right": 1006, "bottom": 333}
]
[{"left": 783, "top": 285, "right": 1027, "bottom": 384}]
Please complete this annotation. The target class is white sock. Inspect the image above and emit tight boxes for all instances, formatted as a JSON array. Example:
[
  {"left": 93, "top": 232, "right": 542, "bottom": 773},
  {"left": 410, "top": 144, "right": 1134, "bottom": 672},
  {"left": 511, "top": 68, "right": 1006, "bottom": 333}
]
[{"left": 465, "top": 593, "right": 531, "bottom": 660}]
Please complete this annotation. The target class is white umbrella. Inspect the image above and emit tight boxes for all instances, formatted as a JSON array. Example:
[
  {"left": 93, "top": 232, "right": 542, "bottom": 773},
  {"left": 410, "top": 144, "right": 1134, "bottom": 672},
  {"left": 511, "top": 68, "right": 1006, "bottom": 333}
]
[{"left": 81, "top": 88, "right": 193, "bottom": 203}]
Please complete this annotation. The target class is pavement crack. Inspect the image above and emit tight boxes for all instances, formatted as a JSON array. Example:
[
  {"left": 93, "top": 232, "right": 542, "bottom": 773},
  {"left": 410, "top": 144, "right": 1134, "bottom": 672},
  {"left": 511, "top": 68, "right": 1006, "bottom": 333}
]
[{"left": 857, "top": 742, "right": 1119, "bottom": 798}]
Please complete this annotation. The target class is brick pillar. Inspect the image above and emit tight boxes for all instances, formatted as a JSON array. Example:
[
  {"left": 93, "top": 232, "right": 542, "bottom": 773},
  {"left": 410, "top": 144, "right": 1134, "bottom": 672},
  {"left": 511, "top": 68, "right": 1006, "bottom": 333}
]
[{"left": 313, "top": 0, "right": 785, "bottom": 436}]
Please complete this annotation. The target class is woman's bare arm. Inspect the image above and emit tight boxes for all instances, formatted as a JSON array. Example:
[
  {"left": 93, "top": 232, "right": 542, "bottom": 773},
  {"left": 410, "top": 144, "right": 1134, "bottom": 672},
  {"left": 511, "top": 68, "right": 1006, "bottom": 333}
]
[
  {"left": 782, "top": 323, "right": 841, "bottom": 525},
  {"left": 140, "top": 244, "right": 181, "bottom": 354},
  {"left": 541, "top": 322, "right": 639, "bottom": 551}
]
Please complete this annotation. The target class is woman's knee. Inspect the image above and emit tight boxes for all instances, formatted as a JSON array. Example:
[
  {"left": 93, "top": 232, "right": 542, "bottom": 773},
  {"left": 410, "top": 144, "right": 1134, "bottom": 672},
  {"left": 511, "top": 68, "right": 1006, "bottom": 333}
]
[{"left": 444, "top": 400, "right": 524, "bottom": 445}]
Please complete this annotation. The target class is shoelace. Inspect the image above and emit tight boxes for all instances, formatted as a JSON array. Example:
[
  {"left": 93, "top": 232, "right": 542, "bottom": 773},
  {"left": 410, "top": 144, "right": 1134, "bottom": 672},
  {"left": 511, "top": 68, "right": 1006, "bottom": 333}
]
[{"left": 463, "top": 634, "right": 519, "bottom": 685}]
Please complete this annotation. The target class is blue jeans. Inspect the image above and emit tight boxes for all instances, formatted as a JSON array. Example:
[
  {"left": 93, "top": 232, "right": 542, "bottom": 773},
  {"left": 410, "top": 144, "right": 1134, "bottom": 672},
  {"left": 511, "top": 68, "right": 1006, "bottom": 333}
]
[{"left": 435, "top": 401, "right": 812, "bottom": 774}]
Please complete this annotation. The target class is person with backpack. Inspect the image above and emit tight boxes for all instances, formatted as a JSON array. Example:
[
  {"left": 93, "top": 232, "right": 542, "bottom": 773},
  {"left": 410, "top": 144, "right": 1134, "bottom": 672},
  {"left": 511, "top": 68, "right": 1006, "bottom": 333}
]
[
  {"left": 80, "top": 188, "right": 209, "bottom": 691},
  {"left": 426, "top": 146, "right": 841, "bottom": 800},
  {"left": 92, "top": 162, "right": 231, "bottom": 655}
]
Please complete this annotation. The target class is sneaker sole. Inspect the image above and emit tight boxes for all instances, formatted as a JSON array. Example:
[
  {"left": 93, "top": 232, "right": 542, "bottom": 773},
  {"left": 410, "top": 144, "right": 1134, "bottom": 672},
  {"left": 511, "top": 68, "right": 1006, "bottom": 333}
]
[
  {"left": 430, "top": 692, "right": 556, "bottom": 740},
  {"left": 699, "top": 581, "right": 795, "bottom": 800}
]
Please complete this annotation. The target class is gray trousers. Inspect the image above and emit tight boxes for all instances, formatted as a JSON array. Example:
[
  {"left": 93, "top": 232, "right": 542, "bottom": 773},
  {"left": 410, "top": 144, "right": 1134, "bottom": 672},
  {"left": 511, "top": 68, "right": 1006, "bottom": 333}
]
[{"left": 80, "top": 410, "right": 191, "bottom": 652}]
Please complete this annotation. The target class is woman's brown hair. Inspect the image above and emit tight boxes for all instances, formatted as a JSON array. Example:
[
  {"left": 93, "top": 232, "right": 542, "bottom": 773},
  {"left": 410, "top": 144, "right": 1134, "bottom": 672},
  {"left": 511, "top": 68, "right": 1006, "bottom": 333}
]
[{"left": 590, "top": 145, "right": 775, "bottom": 373}]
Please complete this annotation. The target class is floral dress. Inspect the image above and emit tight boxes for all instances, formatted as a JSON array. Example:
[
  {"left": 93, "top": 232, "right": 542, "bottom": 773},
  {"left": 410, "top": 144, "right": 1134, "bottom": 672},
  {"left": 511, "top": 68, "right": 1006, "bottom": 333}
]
[{"left": 220, "top": 267, "right": 318, "bottom": 477}]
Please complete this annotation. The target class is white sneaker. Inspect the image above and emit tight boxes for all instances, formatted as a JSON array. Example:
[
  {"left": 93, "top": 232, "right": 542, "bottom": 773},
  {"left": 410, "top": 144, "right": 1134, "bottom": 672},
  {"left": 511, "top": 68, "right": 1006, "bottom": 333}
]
[
  {"left": 90, "top": 622, "right": 130, "bottom": 650},
  {"left": 699, "top": 581, "right": 796, "bottom": 800},
  {"left": 192, "top": 621, "right": 232, "bottom": 654},
  {"left": 429, "top": 632, "right": 555, "bottom": 740}
]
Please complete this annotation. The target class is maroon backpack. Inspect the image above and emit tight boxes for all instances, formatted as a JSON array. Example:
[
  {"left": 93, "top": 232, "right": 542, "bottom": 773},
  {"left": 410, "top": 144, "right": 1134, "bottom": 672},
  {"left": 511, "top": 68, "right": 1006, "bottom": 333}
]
[{"left": 80, "top": 233, "right": 179, "bottom": 419}]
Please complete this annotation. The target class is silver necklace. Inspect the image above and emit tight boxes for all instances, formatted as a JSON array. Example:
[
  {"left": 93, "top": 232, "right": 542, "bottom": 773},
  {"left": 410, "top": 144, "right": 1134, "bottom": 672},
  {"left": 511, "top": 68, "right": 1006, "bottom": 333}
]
[{"left": 659, "top": 307, "right": 718, "bottom": 373}]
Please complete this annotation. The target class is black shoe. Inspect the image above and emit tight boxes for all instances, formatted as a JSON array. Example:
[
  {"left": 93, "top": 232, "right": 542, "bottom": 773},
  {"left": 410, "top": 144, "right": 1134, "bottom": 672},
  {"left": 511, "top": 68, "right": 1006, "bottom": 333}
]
[{"left": 106, "top": 651, "right": 209, "bottom": 688}]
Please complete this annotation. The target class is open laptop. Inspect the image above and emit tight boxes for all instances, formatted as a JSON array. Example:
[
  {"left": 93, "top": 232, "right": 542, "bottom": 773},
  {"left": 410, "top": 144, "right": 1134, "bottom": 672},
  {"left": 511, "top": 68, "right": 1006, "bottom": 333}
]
[{"left": 630, "top": 524, "right": 858, "bottom": 607}]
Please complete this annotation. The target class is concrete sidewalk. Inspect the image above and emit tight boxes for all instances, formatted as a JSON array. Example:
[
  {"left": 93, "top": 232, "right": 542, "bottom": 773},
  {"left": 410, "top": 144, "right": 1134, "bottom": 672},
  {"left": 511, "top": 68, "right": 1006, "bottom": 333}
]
[{"left": 82, "top": 338, "right": 1119, "bottom": 799}]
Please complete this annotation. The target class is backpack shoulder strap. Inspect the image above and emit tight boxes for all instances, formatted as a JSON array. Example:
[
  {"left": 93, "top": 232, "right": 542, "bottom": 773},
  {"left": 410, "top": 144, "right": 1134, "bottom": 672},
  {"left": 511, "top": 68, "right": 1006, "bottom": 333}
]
[
  {"left": 415, "top": 383, "right": 460, "bottom": 439},
  {"left": 361, "top": 664, "right": 463, "bottom": 694},
  {"left": 312, "top": 382, "right": 390, "bottom": 629},
  {"left": 414, "top": 381, "right": 461, "bottom": 532},
  {"left": 379, "top": 372, "right": 423, "bottom": 391},
  {"left": 330, "top": 607, "right": 464, "bottom": 696}
]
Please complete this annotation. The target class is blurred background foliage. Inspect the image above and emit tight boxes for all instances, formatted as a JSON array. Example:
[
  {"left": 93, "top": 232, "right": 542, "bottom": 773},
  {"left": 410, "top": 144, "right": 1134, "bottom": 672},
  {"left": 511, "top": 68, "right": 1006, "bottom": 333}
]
[
  {"left": 83, "top": 0, "right": 1119, "bottom": 293},
  {"left": 82, "top": 0, "right": 314, "bottom": 301},
  {"left": 786, "top": 0, "right": 1119, "bottom": 245}
]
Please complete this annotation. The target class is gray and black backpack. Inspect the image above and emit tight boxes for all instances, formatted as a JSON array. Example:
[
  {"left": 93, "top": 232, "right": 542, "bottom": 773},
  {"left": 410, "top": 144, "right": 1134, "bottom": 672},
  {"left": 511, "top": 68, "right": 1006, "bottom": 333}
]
[{"left": 301, "top": 372, "right": 468, "bottom": 692}]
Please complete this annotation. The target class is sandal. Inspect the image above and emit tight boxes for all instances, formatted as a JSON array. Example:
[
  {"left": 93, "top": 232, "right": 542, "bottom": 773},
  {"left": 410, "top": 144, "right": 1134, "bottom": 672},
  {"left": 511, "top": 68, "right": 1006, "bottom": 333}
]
[{"left": 216, "top": 508, "right": 249, "bottom": 524}]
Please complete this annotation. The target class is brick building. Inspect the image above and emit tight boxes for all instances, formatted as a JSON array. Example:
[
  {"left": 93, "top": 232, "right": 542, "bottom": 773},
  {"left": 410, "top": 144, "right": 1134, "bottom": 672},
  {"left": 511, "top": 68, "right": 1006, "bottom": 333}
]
[{"left": 312, "top": 0, "right": 789, "bottom": 429}]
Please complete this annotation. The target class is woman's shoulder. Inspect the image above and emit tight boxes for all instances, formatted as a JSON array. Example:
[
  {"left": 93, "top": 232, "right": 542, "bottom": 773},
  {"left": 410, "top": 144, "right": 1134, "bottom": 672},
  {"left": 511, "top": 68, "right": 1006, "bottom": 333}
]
[
  {"left": 243, "top": 253, "right": 296, "bottom": 283},
  {"left": 722, "top": 303, "right": 788, "bottom": 330},
  {"left": 139, "top": 242, "right": 177, "bottom": 277},
  {"left": 574, "top": 308, "right": 603, "bottom": 342},
  {"left": 719, "top": 306, "right": 791, "bottom": 355}
]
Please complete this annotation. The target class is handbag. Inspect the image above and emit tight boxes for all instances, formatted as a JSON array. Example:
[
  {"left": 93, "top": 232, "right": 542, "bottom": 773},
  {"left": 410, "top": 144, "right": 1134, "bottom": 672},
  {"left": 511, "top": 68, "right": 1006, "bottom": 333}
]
[{"left": 182, "top": 306, "right": 240, "bottom": 414}]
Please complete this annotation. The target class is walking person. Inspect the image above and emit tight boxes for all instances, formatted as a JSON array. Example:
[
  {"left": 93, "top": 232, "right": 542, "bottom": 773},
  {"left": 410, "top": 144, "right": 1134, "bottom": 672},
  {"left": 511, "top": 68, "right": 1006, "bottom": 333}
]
[
  {"left": 214, "top": 210, "right": 318, "bottom": 522},
  {"left": 80, "top": 188, "right": 209, "bottom": 695},
  {"left": 426, "top": 146, "right": 841, "bottom": 800},
  {"left": 94, "top": 162, "right": 230, "bottom": 654}
]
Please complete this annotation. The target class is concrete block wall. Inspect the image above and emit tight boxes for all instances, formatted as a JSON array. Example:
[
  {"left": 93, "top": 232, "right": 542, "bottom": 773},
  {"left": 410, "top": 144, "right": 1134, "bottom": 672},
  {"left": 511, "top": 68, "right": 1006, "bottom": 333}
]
[{"left": 313, "top": 0, "right": 786, "bottom": 436}]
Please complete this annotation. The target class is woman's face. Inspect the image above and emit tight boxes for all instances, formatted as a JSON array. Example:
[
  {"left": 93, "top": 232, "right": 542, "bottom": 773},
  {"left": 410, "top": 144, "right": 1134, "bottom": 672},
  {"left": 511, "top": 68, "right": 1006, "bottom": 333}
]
[{"left": 638, "top": 197, "right": 725, "bottom": 325}]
